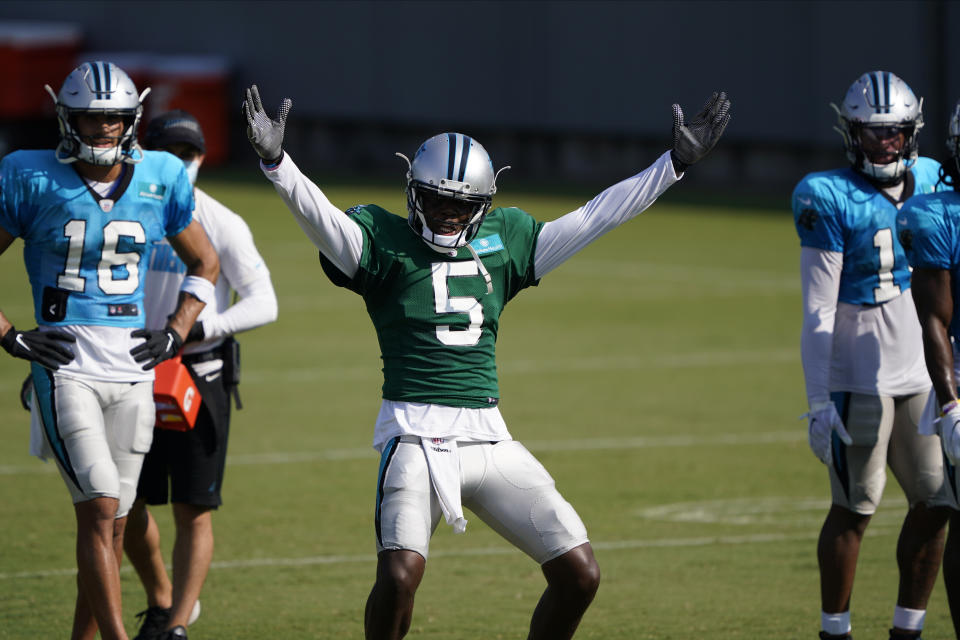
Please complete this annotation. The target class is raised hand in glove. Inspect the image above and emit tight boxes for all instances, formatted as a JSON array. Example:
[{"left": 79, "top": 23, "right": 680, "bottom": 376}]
[
  {"left": 938, "top": 402, "right": 960, "bottom": 465},
  {"left": 242, "top": 84, "right": 292, "bottom": 165},
  {"left": 805, "top": 400, "right": 852, "bottom": 465},
  {"left": 129, "top": 327, "right": 183, "bottom": 370},
  {"left": 671, "top": 91, "right": 732, "bottom": 173},
  {"left": 1, "top": 326, "right": 76, "bottom": 370}
]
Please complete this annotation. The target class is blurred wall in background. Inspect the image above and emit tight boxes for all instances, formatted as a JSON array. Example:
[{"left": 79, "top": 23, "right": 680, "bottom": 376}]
[{"left": 0, "top": 0, "right": 956, "bottom": 198}]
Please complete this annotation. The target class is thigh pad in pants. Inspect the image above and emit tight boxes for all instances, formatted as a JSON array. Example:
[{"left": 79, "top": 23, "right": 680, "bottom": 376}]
[
  {"left": 461, "top": 441, "right": 589, "bottom": 565},
  {"left": 32, "top": 369, "right": 154, "bottom": 518}
]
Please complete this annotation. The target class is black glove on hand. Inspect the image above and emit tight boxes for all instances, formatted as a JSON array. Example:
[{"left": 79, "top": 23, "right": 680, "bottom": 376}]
[
  {"left": 1, "top": 326, "right": 76, "bottom": 370},
  {"left": 671, "top": 91, "right": 732, "bottom": 173},
  {"left": 129, "top": 327, "right": 183, "bottom": 370},
  {"left": 243, "top": 84, "right": 292, "bottom": 165}
]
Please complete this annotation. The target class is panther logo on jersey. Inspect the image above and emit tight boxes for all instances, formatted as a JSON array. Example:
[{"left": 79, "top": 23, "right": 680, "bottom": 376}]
[
  {"left": 797, "top": 208, "right": 819, "bottom": 231},
  {"left": 345, "top": 205, "right": 369, "bottom": 217}
]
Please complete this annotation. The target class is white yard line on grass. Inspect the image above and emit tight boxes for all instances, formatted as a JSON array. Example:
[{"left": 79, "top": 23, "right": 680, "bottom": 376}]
[
  {"left": 0, "top": 431, "right": 804, "bottom": 475},
  {"left": 0, "top": 527, "right": 896, "bottom": 581}
]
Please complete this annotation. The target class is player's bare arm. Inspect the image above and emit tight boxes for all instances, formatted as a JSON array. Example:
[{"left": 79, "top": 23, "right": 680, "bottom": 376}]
[
  {"left": 166, "top": 220, "right": 219, "bottom": 340},
  {"left": 912, "top": 267, "right": 958, "bottom": 405},
  {"left": 129, "top": 220, "right": 218, "bottom": 370}
]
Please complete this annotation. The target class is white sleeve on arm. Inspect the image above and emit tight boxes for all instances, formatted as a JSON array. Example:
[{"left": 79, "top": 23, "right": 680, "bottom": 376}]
[
  {"left": 534, "top": 150, "right": 680, "bottom": 279},
  {"left": 262, "top": 153, "right": 362, "bottom": 278},
  {"left": 800, "top": 246, "right": 843, "bottom": 408},
  {"left": 200, "top": 210, "right": 278, "bottom": 339},
  {"left": 203, "top": 275, "right": 278, "bottom": 339}
]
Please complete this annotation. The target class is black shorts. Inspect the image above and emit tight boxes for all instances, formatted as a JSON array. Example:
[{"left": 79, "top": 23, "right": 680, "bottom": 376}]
[{"left": 137, "top": 353, "right": 232, "bottom": 508}]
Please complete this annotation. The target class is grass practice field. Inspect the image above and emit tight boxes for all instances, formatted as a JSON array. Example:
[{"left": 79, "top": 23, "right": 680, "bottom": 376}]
[{"left": 0, "top": 168, "right": 952, "bottom": 638}]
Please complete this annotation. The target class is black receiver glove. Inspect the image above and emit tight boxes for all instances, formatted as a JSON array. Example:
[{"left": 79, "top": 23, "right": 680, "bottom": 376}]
[
  {"left": 129, "top": 327, "right": 183, "bottom": 370},
  {"left": 242, "top": 84, "right": 292, "bottom": 165},
  {"left": 1, "top": 326, "right": 76, "bottom": 370},
  {"left": 671, "top": 91, "right": 732, "bottom": 173}
]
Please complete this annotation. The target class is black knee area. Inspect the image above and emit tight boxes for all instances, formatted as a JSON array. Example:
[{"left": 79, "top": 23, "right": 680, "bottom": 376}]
[
  {"left": 546, "top": 552, "right": 601, "bottom": 603},
  {"left": 376, "top": 551, "right": 424, "bottom": 600}
]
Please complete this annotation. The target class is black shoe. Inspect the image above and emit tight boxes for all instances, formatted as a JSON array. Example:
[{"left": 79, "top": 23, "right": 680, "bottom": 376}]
[
  {"left": 889, "top": 630, "right": 922, "bottom": 640},
  {"left": 133, "top": 606, "right": 172, "bottom": 640},
  {"left": 819, "top": 633, "right": 851, "bottom": 640},
  {"left": 158, "top": 626, "right": 188, "bottom": 640}
]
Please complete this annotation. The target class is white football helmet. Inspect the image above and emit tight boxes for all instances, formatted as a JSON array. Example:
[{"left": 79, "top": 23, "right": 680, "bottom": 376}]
[
  {"left": 44, "top": 61, "right": 151, "bottom": 166},
  {"left": 831, "top": 70, "right": 923, "bottom": 184},
  {"left": 397, "top": 133, "right": 509, "bottom": 253}
]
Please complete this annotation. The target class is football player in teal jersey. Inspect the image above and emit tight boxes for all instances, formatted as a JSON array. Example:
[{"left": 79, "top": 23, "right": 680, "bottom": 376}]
[
  {"left": 793, "top": 71, "right": 951, "bottom": 640},
  {"left": 0, "top": 62, "right": 218, "bottom": 640},
  {"left": 900, "top": 98, "right": 960, "bottom": 640},
  {"left": 243, "top": 85, "right": 729, "bottom": 639}
]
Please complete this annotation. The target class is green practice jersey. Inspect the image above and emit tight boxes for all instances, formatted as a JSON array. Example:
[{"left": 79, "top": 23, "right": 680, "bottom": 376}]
[{"left": 320, "top": 204, "right": 544, "bottom": 407}]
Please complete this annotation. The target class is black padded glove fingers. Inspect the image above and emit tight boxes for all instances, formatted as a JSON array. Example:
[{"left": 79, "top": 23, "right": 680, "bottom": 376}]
[
  {"left": 129, "top": 327, "right": 183, "bottom": 370},
  {"left": 242, "top": 84, "right": 292, "bottom": 165},
  {"left": 671, "top": 91, "right": 732, "bottom": 171},
  {"left": 1, "top": 326, "right": 76, "bottom": 370}
]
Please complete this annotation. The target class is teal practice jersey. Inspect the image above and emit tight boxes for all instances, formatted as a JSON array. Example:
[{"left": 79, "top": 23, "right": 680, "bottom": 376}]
[
  {"left": 899, "top": 189, "right": 960, "bottom": 342},
  {"left": 320, "top": 204, "right": 544, "bottom": 407},
  {"left": 792, "top": 157, "right": 942, "bottom": 305},
  {"left": 0, "top": 149, "right": 194, "bottom": 328}
]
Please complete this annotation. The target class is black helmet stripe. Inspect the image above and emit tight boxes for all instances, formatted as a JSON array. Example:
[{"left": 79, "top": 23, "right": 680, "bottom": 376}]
[
  {"left": 447, "top": 133, "right": 457, "bottom": 180},
  {"left": 444, "top": 133, "right": 474, "bottom": 182},
  {"left": 90, "top": 62, "right": 103, "bottom": 100},
  {"left": 883, "top": 71, "right": 891, "bottom": 114},
  {"left": 869, "top": 72, "right": 881, "bottom": 114},
  {"left": 457, "top": 135, "right": 472, "bottom": 181},
  {"left": 103, "top": 62, "right": 111, "bottom": 98}
]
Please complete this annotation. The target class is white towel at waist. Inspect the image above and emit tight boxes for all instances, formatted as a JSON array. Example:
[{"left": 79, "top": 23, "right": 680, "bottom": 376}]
[{"left": 420, "top": 436, "right": 467, "bottom": 534}]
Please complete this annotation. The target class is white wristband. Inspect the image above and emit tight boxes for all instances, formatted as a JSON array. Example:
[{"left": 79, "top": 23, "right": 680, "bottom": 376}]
[{"left": 180, "top": 275, "right": 216, "bottom": 305}]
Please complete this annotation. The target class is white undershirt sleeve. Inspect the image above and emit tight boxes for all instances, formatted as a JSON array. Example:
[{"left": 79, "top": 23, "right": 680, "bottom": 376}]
[
  {"left": 202, "top": 271, "right": 278, "bottom": 339},
  {"left": 533, "top": 151, "right": 680, "bottom": 279},
  {"left": 262, "top": 154, "right": 363, "bottom": 278},
  {"left": 800, "top": 246, "right": 843, "bottom": 408}
]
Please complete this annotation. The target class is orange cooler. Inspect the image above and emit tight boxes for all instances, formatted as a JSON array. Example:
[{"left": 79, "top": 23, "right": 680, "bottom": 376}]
[{"left": 153, "top": 356, "right": 202, "bottom": 430}]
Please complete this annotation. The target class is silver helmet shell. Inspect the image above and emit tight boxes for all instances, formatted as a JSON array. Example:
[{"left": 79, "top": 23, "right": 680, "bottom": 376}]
[
  {"left": 400, "top": 133, "right": 502, "bottom": 253},
  {"left": 831, "top": 70, "right": 923, "bottom": 184},
  {"left": 44, "top": 61, "right": 150, "bottom": 166}
]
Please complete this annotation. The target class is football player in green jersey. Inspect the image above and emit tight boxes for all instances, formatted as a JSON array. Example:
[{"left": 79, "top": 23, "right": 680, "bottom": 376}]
[{"left": 243, "top": 85, "right": 730, "bottom": 639}]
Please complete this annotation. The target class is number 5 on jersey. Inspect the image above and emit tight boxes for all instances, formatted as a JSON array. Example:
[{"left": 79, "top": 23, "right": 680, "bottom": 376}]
[{"left": 432, "top": 261, "right": 483, "bottom": 346}]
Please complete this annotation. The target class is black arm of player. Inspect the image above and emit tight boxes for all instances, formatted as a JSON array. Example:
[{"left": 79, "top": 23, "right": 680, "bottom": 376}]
[
  {"left": 671, "top": 91, "right": 732, "bottom": 173},
  {"left": 1, "top": 325, "right": 76, "bottom": 370},
  {"left": 913, "top": 267, "right": 958, "bottom": 404}
]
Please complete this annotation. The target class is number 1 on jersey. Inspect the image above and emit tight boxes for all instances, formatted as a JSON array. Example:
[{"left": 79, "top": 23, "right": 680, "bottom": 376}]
[{"left": 873, "top": 227, "right": 900, "bottom": 304}]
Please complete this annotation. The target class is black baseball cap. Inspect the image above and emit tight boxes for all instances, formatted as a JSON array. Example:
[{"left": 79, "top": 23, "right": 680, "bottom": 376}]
[{"left": 143, "top": 109, "right": 206, "bottom": 153}]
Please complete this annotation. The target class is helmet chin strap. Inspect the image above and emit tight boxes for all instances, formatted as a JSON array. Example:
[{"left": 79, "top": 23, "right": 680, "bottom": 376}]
[
  {"left": 465, "top": 242, "right": 494, "bottom": 294},
  {"left": 414, "top": 212, "right": 493, "bottom": 295}
]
